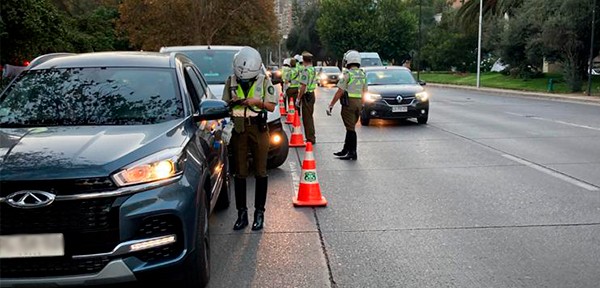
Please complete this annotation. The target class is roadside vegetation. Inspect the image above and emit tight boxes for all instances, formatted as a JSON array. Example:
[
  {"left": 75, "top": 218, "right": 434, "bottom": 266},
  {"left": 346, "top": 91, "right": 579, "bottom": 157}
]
[{"left": 418, "top": 72, "right": 600, "bottom": 95}]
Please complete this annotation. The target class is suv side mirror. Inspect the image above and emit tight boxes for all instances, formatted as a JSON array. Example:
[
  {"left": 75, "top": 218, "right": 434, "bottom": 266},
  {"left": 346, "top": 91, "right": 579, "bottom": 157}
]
[
  {"left": 418, "top": 80, "right": 426, "bottom": 86},
  {"left": 194, "top": 99, "right": 229, "bottom": 121}
]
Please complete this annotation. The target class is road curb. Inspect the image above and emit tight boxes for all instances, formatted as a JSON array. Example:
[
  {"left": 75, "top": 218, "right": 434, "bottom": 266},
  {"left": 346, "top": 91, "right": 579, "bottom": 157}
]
[{"left": 427, "top": 83, "right": 600, "bottom": 105}]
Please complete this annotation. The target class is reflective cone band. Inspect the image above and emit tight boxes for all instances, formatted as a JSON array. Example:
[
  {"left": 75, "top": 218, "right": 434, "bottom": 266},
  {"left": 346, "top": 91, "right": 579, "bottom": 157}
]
[
  {"left": 288, "top": 109, "right": 306, "bottom": 147},
  {"left": 293, "top": 142, "right": 327, "bottom": 207},
  {"left": 285, "top": 97, "right": 295, "bottom": 124},
  {"left": 279, "top": 92, "right": 287, "bottom": 116}
]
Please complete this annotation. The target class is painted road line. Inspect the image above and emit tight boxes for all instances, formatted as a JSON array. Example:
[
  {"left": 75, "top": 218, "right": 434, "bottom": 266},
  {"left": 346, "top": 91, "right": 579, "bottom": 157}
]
[
  {"left": 502, "top": 154, "right": 599, "bottom": 192},
  {"left": 505, "top": 112, "right": 600, "bottom": 131}
]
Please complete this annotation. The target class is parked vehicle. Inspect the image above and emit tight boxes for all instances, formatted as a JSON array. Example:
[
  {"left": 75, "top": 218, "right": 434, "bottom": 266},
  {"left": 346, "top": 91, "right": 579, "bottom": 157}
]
[
  {"left": 361, "top": 66, "right": 429, "bottom": 126},
  {"left": 0, "top": 51, "right": 231, "bottom": 287},
  {"left": 159, "top": 46, "right": 289, "bottom": 169}
]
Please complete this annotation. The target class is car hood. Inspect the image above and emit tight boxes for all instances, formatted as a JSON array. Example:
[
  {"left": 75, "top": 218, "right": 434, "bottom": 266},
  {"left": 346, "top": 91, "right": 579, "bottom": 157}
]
[
  {"left": 0, "top": 119, "right": 189, "bottom": 180},
  {"left": 209, "top": 84, "right": 281, "bottom": 123},
  {"left": 368, "top": 84, "right": 424, "bottom": 96}
]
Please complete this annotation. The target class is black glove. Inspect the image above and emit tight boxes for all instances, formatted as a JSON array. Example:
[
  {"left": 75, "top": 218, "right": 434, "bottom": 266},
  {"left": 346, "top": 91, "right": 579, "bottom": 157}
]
[{"left": 326, "top": 105, "right": 333, "bottom": 116}]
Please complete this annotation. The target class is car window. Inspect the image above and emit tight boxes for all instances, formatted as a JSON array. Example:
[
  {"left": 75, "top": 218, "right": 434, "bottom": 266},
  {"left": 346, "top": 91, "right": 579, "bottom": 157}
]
[
  {"left": 183, "top": 66, "right": 207, "bottom": 112},
  {"left": 366, "top": 69, "right": 417, "bottom": 85},
  {"left": 177, "top": 50, "right": 238, "bottom": 84},
  {"left": 0, "top": 67, "right": 183, "bottom": 127}
]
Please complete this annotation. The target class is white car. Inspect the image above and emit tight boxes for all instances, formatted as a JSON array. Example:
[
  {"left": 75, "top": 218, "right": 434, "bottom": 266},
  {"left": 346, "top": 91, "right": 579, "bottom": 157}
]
[{"left": 160, "top": 45, "right": 289, "bottom": 168}]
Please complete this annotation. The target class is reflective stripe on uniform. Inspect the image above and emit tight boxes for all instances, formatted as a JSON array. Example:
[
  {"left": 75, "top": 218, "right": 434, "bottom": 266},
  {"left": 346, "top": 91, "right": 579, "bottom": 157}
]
[{"left": 346, "top": 69, "right": 366, "bottom": 98}]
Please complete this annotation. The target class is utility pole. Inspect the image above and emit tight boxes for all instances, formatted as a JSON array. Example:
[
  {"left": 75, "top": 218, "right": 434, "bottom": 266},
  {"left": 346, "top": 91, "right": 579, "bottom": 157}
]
[
  {"left": 588, "top": 0, "right": 597, "bottom": 96},
  {"left": 476, "top": 0, "right": 483, "bottom": 88},
  {"left": 417, "top": 0, "right": 422, "bottom": 81}
]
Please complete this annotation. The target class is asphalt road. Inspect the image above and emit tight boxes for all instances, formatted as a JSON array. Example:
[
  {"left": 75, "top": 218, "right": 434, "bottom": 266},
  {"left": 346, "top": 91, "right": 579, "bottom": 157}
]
[{"left": 207, "top": 86, "right": 600, "bottom": 288}]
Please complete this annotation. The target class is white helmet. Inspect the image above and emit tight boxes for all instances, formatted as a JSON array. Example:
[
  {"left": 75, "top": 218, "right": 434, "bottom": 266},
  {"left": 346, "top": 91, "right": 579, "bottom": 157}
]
[
  {"left": 343, "top": 50, "right": 361, "bottom": 66},
  {"left": 294, "top": 54, "right": 303, "bottom": 63},
  {"left": 283, "top": 58, "right": 292, "bottom": 66},
  {"left": 233, "top": 46, "right": 262, "bottom": 80}
]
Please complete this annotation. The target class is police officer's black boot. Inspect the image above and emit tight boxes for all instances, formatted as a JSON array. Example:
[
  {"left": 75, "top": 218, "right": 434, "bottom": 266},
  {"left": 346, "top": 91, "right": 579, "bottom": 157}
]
[
  {"left": 339, "top": 131, "right": 357, "bottom": 160},
  {"left": 334, "top": 131, "right": 350, "bottom": 156},
  {"left": 252, "top": 176, "right": 268, "bottom": 231},
  {"left": 233, "top": 177, "right": 248, "bottom": 230}
]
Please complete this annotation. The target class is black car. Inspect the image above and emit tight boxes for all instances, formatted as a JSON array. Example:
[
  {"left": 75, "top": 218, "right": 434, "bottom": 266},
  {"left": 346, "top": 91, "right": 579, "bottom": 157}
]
[
  {"left": 360, "top": 66, "right": 429, "bottom": 126},
  {"left": 0, "top": 51, "right": 231, "bottom": 287}
]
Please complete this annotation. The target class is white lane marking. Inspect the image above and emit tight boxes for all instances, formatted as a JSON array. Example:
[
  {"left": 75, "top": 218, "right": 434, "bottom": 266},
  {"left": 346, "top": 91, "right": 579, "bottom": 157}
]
[
  {"left": 289, "top": 160, "right": 300, "bottom": 197},
  {"left": 505, "top": 112, "right": 600, "bottom": 131},
  {"left": 502, "top": 154, "right": 599, "bottom": 191}
]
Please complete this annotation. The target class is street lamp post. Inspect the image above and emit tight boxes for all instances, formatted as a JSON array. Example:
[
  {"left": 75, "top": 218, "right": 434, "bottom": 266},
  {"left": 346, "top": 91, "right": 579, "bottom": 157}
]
[
  {"left": 588, "top": 0, "right": 597, "bottom": 96},
  {"left": 417, "top": 0, "right": 422, "bottom": 81},
  {"left": 476, "top": 0, "right": 483, "bottom": 88},
  {"left": 279, "top": 34, "right": 288, "bottom": 67}
]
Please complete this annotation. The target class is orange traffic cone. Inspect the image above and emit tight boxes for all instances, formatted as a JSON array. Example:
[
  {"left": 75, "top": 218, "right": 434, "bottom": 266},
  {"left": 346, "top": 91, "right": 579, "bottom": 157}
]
[
  {"left": 279, "top": 93, "right": 287, "bottom": 116},
  {"left": 285, "top": 97, "right": 295, "bottom": 124},
  {"left": 288, "top": 109, "right": 306, "bottom": 147},
  {"left": 293, "top": 142, "right": 327, "bottom": 207}
]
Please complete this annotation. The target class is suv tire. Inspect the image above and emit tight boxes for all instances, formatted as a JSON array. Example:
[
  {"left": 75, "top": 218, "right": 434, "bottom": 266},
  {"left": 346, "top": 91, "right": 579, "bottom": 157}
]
[
  {"left": 417, "top": 114, "right": 428, "bottom": 124},
  {"left": 360, "top": 110, "right": 370, "bottom": 126}
]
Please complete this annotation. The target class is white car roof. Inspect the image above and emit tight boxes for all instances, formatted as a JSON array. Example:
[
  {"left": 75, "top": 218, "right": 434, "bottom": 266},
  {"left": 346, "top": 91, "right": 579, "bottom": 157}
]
[{"left": 159, "top": 45, "right": 244, "bottom": 52}]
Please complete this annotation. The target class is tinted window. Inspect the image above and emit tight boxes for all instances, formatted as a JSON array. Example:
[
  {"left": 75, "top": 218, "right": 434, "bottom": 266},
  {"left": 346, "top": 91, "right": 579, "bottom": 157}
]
[
  {"left": 177, "top": 50, "right": 238, "bottom": 84},
  {"left": 0, "top": 68, "right": 183, "bottom": 127},
  {"left": 366, "top": 69, "right": 417, "bottom": 85}
]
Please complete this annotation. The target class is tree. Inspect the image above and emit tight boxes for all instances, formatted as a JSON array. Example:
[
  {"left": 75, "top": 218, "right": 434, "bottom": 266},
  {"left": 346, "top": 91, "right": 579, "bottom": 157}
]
[
  {"left": 1, "top": 0, "right": 72, "bottom": 65},
  {"left": 317, "top": 0, "right": 416, "bottom": 63},
  {"left": 286, "top": 2, "right": 326, "bottom": 61},
  {"left": 118, "top": 0, "right": 277, "bottom": 51},
  {"left": 457, "top": 0, "right": 524, "bottom": 31}
]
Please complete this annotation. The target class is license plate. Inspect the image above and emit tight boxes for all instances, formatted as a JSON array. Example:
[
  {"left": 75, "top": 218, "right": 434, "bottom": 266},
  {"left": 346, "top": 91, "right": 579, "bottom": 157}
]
[
  {"left": 0, "top": 234, "right": 64, "bottom": 259},
  {"left": 391, "top": 106, "right": 408, "bottom": 113}
]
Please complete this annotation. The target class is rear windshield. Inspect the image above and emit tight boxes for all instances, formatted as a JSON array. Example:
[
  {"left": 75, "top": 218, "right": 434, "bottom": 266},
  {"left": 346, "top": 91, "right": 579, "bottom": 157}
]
[
  {"left": 321, "top": 67, "right": 341, "bottom": 73},
  {"left": 361, "top": 58, "right": 383, "bottom": 67},
  {"left": 0, "top": 67, "right": 183, "bottom": 127},
  {"left": 176, "top": 50, "right": 238, "bottom": 84}
]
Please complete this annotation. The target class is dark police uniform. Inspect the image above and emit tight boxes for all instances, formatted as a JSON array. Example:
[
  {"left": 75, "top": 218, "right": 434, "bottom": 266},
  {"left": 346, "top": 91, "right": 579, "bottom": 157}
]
[
  {"left": 337, "top": 68, "right": 367, "bottom": 131},
  {"left": 298, "top": 55, "right": 317, "bottom": 144}
]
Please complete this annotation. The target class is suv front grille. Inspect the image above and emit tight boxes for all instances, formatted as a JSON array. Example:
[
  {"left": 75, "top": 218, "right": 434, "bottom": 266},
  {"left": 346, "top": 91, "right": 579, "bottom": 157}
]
[{"left": 0, "top": 177, "right": 117, "bottom": 197}]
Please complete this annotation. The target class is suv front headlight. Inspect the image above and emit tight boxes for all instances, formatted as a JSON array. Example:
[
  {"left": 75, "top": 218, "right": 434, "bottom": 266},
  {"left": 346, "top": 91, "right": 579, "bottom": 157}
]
[
  {"left": 112, "top": 148, "right": 185, "bottom": 187},
  {"left": 415, "top": 91, "right": 429, "bottom": 102}
]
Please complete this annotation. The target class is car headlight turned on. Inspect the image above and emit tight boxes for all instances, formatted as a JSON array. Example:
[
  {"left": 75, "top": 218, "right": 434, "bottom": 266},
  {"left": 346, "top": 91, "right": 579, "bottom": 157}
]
[
  {"left": 271, "top": 132, "right": 282, "bottom": 145},
  {"left": 320, "top": 74, "right": 328, "bottom": 80},
  {"left": 363, "top": 92, "right": 381, "bottom": 103},
  {"left": 112, "top": 148, "right": 184, "bottom": 186},
  {"left": 415, "top": 91, "right": 429, "bottom": 102}
]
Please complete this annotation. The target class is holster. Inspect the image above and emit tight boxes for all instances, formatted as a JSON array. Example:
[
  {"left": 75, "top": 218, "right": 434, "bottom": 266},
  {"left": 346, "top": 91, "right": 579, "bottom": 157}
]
[
  {"left": 340, "top": 91, "right": 349, "bottom": 107},
  {"left": 257, "top": 111, "right": 268, "bottom": 132}
]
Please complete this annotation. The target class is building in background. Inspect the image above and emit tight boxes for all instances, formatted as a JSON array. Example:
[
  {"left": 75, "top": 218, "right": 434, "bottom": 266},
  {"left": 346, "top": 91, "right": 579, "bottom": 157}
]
[{"left": 274, "top": 0, "right": 292, "bottom": 38}]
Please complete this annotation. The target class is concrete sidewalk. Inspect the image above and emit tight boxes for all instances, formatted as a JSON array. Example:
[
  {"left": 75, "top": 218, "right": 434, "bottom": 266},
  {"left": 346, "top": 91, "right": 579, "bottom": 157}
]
[{"left": 427, "top": 83, "right": 600, "bottom": 105}]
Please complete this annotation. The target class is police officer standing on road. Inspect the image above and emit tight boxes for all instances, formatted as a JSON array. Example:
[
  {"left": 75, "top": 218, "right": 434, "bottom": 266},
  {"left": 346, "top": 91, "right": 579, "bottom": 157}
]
[
  {"left": 285, "top": 57, "right": 300, "bottom": 111},
  {"left": 222, "top": 46, "right": 277, "bottom": 231},
  {"left": 326, "top": 50, "right": 367, "bottom": 160},
  {"left": 296, "top": 51, "right": 317, "bottom": 144}
]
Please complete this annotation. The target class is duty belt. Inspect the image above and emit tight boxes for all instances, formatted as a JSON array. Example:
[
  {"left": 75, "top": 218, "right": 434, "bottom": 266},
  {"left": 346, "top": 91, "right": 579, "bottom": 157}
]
[{"left": 233, "top": 116, "right": 262, "bottom": 126}]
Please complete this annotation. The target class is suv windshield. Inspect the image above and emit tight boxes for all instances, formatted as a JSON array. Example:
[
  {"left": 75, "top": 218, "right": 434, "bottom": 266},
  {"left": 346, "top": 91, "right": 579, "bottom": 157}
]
[
  {"left": 0, "top": 67, "right": 183, "bottom": 127},
  {"left": 177, "top": 50, "right": 238, "bottom": 84},
  {"left": 366, "top": 69, "right": 417, "bottom": 85}
]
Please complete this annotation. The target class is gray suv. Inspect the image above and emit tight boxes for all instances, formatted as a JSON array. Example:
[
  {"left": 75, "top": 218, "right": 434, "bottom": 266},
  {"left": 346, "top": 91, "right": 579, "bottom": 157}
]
[{"left": 0, "top": 51, "right": 230, "bottom": 287}]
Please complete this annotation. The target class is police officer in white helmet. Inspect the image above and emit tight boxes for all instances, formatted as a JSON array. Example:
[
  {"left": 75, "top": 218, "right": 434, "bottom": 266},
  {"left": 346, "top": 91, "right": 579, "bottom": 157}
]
[
  {"left": 222, "top": 46, "right": 277, "bottom": 231},
  {"left": 326, "top": 50, "right": 367, "bottom": 160}
]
